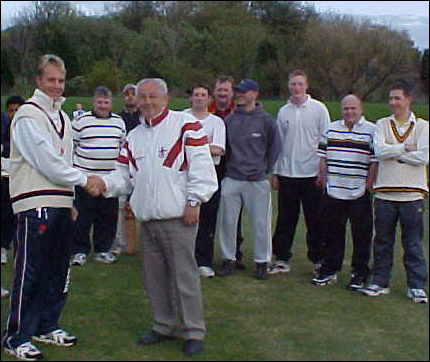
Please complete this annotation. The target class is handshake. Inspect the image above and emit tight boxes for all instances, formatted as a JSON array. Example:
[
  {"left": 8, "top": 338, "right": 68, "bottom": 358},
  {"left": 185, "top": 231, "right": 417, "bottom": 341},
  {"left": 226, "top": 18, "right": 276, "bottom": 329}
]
[{"left": 83, "top": 175, "right": 106, "bottom": 197}]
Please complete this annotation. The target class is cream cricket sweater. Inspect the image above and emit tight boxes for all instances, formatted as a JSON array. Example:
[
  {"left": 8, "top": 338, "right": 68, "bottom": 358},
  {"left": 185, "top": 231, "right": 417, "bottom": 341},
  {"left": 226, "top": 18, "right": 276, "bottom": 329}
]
[
  {"left": 10, "top": 89, "right": 86, "bottom": 213},
  {"left": 373, "top": 113, "right": 429, "bottom": 202}
]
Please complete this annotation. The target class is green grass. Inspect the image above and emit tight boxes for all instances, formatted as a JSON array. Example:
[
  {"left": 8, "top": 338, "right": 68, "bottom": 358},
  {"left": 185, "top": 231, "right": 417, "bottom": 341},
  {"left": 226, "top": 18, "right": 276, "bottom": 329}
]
[
  {"left": 1, "top": 98, "right": 429, "bottom": 360},
  {"left": 1, "top": 199, "right": 429, "bottom": 361}
]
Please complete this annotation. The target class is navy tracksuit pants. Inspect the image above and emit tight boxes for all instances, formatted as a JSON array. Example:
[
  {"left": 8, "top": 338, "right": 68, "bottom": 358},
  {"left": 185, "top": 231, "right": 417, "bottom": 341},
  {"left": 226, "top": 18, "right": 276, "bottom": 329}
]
[{"left": 3, "top": 208, "right": 73, "bottom": 349}]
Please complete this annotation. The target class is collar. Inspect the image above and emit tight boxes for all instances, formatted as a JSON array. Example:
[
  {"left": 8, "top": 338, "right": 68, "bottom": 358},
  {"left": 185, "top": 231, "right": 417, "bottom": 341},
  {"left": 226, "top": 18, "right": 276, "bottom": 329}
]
[
  {"left": 287, "top": 94, "right": 311, "bottom": 108},
  {"left": 141, "top": 108, "right": 169, "bottom": 127},
  {"left": 208, "top": 100, "right": 235, "bottom": 115},
  {"left": 390, "top": 112, "right": 416, "bottom": 125},
  {"left": 33, "top": 89, "right": 65, "bottom": 112},
  {"left": 341, "top": 116, "right": 366, "bottom": 129},
  {"left": 91, "top": 110, "right": 113, "bottom": 119}
]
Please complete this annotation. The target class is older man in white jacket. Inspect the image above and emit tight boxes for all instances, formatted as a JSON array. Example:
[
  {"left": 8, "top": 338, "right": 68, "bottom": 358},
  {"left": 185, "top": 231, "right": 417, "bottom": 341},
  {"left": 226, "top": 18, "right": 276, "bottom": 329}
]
[{"left": 93, "top": 78, "right": 217, "bottom": 357}]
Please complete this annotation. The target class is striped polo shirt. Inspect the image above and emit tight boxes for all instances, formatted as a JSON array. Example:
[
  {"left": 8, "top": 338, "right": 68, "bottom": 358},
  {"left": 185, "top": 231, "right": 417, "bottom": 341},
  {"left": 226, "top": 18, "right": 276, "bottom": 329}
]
[
  {"left": 72, "top": 111, "right": 126, "bottom": 174},
  {"left": 318, "top": 117, "right": 377, "bottom": 200}
]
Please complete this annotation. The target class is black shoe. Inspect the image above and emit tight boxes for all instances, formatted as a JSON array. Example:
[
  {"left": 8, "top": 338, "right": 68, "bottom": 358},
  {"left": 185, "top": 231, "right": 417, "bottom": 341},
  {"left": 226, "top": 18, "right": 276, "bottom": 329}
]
[
  {"left": 254, "top": 262, "right": 268, "bottom": 280},
  {"left": 183, "top": 339, "right": 204, "bottom": 357},
  {"left": 347, "top": 273, "right": 367, "bottom": 291},
  {"left": 137, "top": 331, "right": 174, "bottom": 346},
  {"left": 235, "top": 259, "right": 246, "bottom": 270},
  {"left": 215, "top": 260, "right": 235, "bottom": 277}
]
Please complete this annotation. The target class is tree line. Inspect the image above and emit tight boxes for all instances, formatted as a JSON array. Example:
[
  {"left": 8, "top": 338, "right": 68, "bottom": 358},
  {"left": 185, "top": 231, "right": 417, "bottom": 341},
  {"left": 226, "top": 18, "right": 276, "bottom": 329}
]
[{"left": 1, "top": 1, "right": 429, "bottom": 101}]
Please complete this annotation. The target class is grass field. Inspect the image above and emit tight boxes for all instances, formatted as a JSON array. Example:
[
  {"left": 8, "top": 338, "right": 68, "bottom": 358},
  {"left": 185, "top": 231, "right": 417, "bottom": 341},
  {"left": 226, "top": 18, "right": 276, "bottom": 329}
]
[{"left": 1, "top": 98, "right": 429, "bottom": 361}]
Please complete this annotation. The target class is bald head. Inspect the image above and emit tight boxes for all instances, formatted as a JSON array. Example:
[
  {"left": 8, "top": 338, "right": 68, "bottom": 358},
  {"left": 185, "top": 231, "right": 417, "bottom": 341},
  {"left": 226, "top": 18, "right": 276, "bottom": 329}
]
[{"left": 341, "top": 94, "right": 363, "bottom": 126}]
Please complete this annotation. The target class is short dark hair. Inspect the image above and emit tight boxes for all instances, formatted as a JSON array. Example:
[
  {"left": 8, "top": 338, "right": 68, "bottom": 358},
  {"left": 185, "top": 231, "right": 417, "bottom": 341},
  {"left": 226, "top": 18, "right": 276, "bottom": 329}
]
[
  {"left": 6, "top": 95, "right": 25, "bottom": 108},
  {"left": 187, "top": 82, "right": 212, "bottom": 96},
  {"left": 390, "top": 82, "right": 414, "bottom": 97},
  {"left": 215, "top": 76, "right": 235, "bottom": 87}
]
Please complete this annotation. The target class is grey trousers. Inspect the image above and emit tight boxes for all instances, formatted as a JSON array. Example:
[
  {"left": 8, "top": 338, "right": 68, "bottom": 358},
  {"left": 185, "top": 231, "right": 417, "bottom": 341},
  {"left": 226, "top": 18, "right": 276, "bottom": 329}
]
[
  {"left": 217, "top": 177, "right": 272, "bottom": 263},
  {"left": 140, "top": 218, "right": 206, "bottom": 340}
]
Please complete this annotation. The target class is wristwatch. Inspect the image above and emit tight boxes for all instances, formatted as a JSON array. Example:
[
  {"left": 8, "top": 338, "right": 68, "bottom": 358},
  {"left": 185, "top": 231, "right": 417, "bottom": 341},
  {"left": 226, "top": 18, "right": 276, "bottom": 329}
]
[{"left": 187, "top": 199, "right": 201, "bottom": 207}]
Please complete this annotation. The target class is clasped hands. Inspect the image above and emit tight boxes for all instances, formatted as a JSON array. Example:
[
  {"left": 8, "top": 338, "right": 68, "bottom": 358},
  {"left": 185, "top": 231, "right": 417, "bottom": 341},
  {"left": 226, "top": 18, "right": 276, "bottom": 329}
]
[{"left": 83, "top": 175, "right": 106, "bottom": 197}]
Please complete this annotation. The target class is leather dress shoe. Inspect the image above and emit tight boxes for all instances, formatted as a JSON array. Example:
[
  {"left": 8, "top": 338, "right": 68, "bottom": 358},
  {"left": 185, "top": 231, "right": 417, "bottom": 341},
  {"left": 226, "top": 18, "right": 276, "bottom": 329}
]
[
  {"left": 183, "top": 339, "right": 204, "bottom": 356},
  {"left": 137, "top": 330, "right": 174, "bottom": 346}
]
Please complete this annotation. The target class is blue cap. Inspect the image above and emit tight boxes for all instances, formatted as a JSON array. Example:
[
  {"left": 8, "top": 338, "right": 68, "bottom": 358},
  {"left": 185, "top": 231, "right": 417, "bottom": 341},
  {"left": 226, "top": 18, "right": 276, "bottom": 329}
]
[{"left": 234, "top": 79, "right": 259, "bottom": 92}]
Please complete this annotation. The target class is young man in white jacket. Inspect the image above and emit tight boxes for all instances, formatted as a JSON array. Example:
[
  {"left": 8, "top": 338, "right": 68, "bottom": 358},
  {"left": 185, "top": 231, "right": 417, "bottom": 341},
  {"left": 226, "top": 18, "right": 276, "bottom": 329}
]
[{"left": 90, "top": 78, "right": 218, "bottom": 356}]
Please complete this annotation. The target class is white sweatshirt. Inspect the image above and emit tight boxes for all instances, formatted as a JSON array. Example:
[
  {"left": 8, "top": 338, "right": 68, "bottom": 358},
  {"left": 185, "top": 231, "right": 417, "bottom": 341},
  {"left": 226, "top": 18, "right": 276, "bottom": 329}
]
[{"left": 103, "top": 109, "right": 218, "bottom": 221}]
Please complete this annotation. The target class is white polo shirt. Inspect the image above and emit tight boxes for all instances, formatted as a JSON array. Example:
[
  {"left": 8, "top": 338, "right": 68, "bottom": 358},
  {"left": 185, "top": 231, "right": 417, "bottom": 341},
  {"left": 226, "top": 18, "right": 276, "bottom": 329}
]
[
  {"left": 274, "top": 95, "right": 330, "bottom": 177},
  {"left": 183, "top": 109, "right": 226, "bottom": 165}
]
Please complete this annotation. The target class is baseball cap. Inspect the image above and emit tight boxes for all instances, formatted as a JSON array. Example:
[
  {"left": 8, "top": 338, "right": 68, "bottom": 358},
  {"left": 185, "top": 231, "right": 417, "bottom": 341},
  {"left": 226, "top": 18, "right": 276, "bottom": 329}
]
[{"left": 234, "top": 79, "right": 259, "bottom": 92}]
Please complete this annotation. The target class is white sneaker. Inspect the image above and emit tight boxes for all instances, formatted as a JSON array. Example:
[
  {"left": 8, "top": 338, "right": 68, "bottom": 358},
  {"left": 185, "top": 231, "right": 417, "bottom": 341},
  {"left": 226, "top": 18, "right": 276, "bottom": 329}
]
[
  {"left": 4, "top": 342, "right": 43, "bottom": 361},
  {"left": 362, "top": 284, "right": 390, "bottom": 297},
  {"left": 1, "top": 286, "right": 10, "bottom": 298},
  {"left": 94, "top": 252, "right": 116, "bottom": 264},
  {"left": 406, "top": 288, "right": 428, "bottom": 303},
  {"left": 198, "top": 266, "right": 215, "bottom": 278},
  {"left": 1, "top": 247, "right": 8, "bottom": 264},
  {"left": 268, "top": 260, "right": 291, "bottom": 275},
  {"left": 71, "top": 253, "right": 86, "bottom": 266},
  {"left": 33, "top": 329, "right": 77, "bottom": 347},
  {"left": 109, "top": 245, "right": 122, "bottom": 256}
]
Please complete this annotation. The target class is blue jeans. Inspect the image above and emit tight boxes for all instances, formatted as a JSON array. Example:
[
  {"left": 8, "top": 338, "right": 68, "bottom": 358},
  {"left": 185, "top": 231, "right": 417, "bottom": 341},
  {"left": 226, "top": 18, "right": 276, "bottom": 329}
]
[{"left": 371, "top": 199, "right": 427, "bottom": 289}]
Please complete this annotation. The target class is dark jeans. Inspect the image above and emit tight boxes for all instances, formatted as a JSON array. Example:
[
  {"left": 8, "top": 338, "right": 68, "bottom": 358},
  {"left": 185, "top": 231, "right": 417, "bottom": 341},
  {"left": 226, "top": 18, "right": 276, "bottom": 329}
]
[
  {"left": 272, "top": 176, "right": 323, "bottom": 264},
  {"left": 320, "top": 192, "right": 373, "bottom": 278},
  {"left": 3, "top": 208, "right": 73, "bottom": 349},
  {"left": 195, "top": 164, "right": 244, "bottom": 267},
  {"left": 371, "top": 198, "right": 427, "bottom": 289},
  {"left": 73, "top": 186, "right": 119, "bottom": 255},
  {"left": 195, "top": 188, "right": 221, "bottom": 267},
  {"left": 1, "top": 177, "right": 16, "bottom": 249}
]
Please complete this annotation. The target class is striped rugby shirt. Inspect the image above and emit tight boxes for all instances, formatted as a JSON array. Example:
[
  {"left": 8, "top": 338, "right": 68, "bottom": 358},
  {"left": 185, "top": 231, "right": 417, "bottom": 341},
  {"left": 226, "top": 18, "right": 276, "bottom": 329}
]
[
  {"left": 318, "top": 117, "right": 377, "bottom": 200},
  {"left": 72, "top": 111, "right": 126, "bottom": 174}
]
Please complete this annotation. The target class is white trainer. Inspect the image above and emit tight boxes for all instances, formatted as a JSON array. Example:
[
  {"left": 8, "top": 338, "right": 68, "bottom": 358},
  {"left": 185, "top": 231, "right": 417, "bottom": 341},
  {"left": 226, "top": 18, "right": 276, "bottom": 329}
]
[
  {"left": 94, "top": 252, "right": 116, "bottom": 264},
  {"left": 1, "top": 247, "right": 8, "bottom": 264},
  {"left": 362, "top": 284, "right": 390, "bottom": 297},
  {"left": 268, "top": 260, "right": 291, "bottom": 275},
  {"left": 71, "top": 253, "right": 86, "bottom": 266},
  {"left": 406, "top": 288, "right": 428, "bottom": 304},
  {"left": 33, "top": 329, "right": 77, "bottom": 347},
  {"left": 1, "top": 286, "right": 10, "bottom": 298},
  {"left": 4, "top": 342, "right": 43, "bottom": 361},
  {"left": 198, "top": 266, "right": 215, "bottom": 278}
]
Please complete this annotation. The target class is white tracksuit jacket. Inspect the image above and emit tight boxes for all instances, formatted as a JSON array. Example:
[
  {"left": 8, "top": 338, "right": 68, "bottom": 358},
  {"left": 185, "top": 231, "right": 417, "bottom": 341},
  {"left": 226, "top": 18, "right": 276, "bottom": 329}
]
[{"left": 103, "top": 108, "right": 218, "bottom": 221}]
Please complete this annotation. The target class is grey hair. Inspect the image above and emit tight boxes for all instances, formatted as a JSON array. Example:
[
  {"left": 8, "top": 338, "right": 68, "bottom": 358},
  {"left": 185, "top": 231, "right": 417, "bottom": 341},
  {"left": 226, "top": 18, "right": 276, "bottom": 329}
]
[
  {"left": 136, "top": 78, "right": 168, "bottom": 95},
  {"left": 93, "top": 86, "right": 112, "bottom": 99}
]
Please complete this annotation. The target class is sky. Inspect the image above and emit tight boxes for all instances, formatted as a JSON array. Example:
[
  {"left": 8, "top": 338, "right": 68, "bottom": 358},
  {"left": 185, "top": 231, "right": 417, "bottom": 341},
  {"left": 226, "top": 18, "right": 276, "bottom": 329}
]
[{"left": 1, "top": 1, "right": 429, "bottom": 49}]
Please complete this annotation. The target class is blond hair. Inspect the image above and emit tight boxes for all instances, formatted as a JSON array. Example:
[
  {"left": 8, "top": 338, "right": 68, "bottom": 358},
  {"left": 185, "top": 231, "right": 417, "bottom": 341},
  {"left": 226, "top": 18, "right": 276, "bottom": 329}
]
[{"left": 37, "top": 54, "right": 66, "bottom": 76}]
